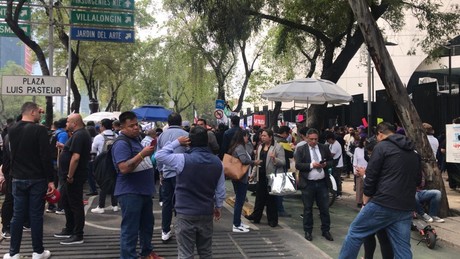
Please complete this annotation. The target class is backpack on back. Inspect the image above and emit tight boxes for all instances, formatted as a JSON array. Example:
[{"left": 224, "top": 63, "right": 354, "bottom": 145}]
[
  {"left": 101, "top": 134, "right": 116, "bottom": 153},
  {"left": 49, "top": 130, "right": 65, "bottom": 161},
  {"left": 93, "top": 135, "right": 131, "bottom": 194}
]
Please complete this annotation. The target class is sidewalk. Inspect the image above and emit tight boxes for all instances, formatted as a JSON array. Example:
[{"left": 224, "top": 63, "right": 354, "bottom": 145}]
[{"left": 339, "top": 173, "right": 460, "bottom": 249}]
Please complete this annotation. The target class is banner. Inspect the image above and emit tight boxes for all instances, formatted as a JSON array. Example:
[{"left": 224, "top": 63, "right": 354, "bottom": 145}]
[
  {"left": 253, "top": 115, "right": 266, "bottom": 126},
  {"left": 446, "top": 124, "right": 460, "bottom": 163}
]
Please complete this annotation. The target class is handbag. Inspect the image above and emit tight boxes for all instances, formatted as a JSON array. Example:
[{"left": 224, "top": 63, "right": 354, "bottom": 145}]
[
  {"left": 267, "top": 169, "right": 297, "bottom": 196},
  {"left": 223, "top": 154, "right": 249, "bottom": 180}
]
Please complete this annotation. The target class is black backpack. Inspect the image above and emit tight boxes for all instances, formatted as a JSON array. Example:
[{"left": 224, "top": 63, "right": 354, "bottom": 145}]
[
  {"left": 49, "top": 130, "right": 66, "bottom": 161},
  {"left": 93, "top": 135, "right": 131, "bottom": 194}
]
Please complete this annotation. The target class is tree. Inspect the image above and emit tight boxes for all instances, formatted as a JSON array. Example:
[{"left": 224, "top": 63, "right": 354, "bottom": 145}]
[
  {"left": 184, "top": 1, "right": 459, "bottom": 129},
  {"left": 164, "top": 0, "right": 267, "bottom": 113},
  {"left": 349, "top": 0, "right": 451, "bottom": 217},
  {"left": 5, "top": 0, "right": 53, "bottom": 126}
]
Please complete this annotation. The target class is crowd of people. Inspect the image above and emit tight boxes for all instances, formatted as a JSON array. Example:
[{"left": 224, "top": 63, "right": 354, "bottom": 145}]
[{"left": 0, "top": 101, "right": 452, "bottom": 259}]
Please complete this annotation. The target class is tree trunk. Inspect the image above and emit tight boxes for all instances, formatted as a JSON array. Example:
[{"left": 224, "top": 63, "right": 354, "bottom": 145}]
[
  {"left": 269, "top": 101, "right": 282, "bottom": 129},
  {"left": 307, "top": 103, "right": 328, "bottom": 130},
  {"left": 5, "top": 1, "right": 53, "bottom": 127},
  {"left": 349, "top": 0, "right": 449, "bottom": 216}
]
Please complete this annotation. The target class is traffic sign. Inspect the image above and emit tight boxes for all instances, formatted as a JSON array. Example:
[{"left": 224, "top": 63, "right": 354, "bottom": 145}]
[
  {"left": 2, "top": 76, "right": 66, "bottom": 96},
  {"left": 0, "top": 6, "right": 31, "bottom": 20},
  {"left": 0, "top": 23, "right": 30, "bottom": 37},
  {"left": 71, "top": 10, "right": 134, "bottom": 27},
  {"left": 216, "top": 99, "right": 225, "bottom": 110},
  {"left": 71, "top": 27, "right": 134, "bottom": 43},
  {"left": 71, "top": 0, "right": 135, "bottom": 11},
  {"left": 214, "top": 109, "right": 224, "bottom": 119}
]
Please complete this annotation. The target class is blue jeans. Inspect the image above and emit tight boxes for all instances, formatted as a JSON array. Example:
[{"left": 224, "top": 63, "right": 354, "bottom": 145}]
[
  {"left": 161, "top": 176, "right": 176, "bottom": 233},
  {"left": 339, "top": 202, "right": 413, "bottom": 259},
  {"left": 300, "top": 179, "right": 330, "bottom": 234},
  {"left": 10, "top": 178, "right": 47, "bottom": 256},
  {"left": 118, "top": 194, "right": 154, "bottom": 259},
  {"left": 415, "top": 189, "right": 441, "bottom": 217},
  {"left": 175, "top": 214, "right": 213, "bottom": 259},
  {"left": 232, "top": 180, "right": 248, "bottom": 227}
]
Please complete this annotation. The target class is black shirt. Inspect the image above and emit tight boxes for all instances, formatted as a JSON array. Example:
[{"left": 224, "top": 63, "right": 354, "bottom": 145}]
[
  {"left": 59, "top": 128, "right": 92, "bottom": 179},
  {"left": 8, "top": 121, "right": 53, "bottom": 181}
]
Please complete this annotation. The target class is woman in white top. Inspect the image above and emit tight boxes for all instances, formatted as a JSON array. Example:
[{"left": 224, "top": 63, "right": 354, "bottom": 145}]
[{"left": 352, "top": 137, "right": 368, "bottom": 207}]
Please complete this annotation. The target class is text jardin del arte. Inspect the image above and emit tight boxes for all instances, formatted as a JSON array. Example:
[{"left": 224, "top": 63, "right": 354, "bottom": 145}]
[{"left": 4, "top": 77, "right": 62, "bottom": 95}]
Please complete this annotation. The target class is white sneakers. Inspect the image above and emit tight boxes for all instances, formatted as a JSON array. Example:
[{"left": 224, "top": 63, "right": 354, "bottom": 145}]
[
  {"left": 4, "top": 251, "right": 50, "bottom": 259},
  {"left": 162, "top": 231, "right": 172, "bottom": 243},
  {"left": 3, "top": 253, "right": 20, "bottom": 259},
  {"left": 92, "top": 206, "right": 119, "bottom": 214},
  {"left": 432, "top": 216, "right": 445, "bottom": 223},
  {"left": 32, "top": 250, "right": 51, "bottom": 259},
  {"left": 421, "top": 213, "right": 433, "bottom": 223},
  {"left": 232, "top": 224, "right": 250, "bottom": 233},
  {"left": 91, "top": 206, "right": 105, "bottom": 214}
]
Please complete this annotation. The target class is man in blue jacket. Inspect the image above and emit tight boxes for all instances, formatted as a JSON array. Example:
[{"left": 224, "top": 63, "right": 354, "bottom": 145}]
[
  {"left": 339, "top": 122, "right": 422, "bottom": 259},
  {"left": 156, "top": 126, "right": 225, "bottom": 258}
]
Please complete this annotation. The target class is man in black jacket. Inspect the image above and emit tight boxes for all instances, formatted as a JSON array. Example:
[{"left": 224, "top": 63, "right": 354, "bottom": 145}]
[
  {"left": 339, "top": 122, "right": 422, "bottom": 259},
  {"left": 295, "top": 128, "right": 334, "bottom": 242},
  {"left": 5, "top": 102, "right": 55, "bottom": 259}
]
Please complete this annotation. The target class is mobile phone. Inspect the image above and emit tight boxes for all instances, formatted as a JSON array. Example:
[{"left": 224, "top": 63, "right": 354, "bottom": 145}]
[
  {"left": 151, "top": 138, "right": 157, "bottom": 146},
  {"left": 319, "top": 158, "right": 327, "bottom": 163}
]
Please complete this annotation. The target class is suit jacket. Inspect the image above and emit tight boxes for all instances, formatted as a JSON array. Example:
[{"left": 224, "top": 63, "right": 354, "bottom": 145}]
[
  {"left": 295, "top": 143, "right": 333, "bottom": 190},
  {"left": 251, "top": 142, "right": 285, "bottom": 182}
]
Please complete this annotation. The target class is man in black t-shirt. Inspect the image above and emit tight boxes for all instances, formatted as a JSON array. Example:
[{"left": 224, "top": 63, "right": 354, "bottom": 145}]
[
  {"left": 54, "top": 113, "right": 91, "bottom": 245},
  {"left": 5, "top": 102, "right": 55, "bottom": 259}
]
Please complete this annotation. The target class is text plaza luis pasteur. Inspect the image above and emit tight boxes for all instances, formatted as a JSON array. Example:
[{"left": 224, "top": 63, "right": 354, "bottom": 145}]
[{"left": 4, "top": 77, "right": 62, "bottom": 95}]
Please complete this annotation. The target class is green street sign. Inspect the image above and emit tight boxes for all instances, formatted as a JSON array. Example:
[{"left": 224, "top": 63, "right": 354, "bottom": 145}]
[
  {"left": 71, "top": 10, "right": 134, "bottom": 27},
  {"left": 0, "top": 6, "right": 31, "bottom": 20},
  {"left": 0, "top": 23, "right": 31, "bottom": 37},
  {"left": 71, "top": 0, "right": 135, "bottom": 11}
]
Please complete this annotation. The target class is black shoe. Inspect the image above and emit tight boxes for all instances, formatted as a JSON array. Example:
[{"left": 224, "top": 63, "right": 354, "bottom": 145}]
[
  {"left": 305, "top": 232, "right": 312, "bottom": 241},
  {"left": 54, "top": 228, "right": 72, "bottom": 238},
  {"left": 268, "top": 221, "right": 278, "bottom": 227},
  {"left": 60, "top": 235, "right": 84, "bottom": 245},
  {"left": 86, "top": 192, "right": 98, "bottom": 196},
  {"left": 245, "top": 214, "right": 255, "bottom": 221},
  {"left": 322, "top": 231, "right": 334, "bottom": 241}
]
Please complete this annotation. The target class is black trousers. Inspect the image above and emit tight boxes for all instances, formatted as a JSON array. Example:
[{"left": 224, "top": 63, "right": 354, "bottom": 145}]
[
  {"left": 1, "top": 176, "right": 13, "bottom": 232},
  {"left": 363, "top": 229, "right": 394, "bottom": 259},
  {"left": 252, "top": 179, "right": 278, "bottom": 224},
  {"left": 61, "top": 179, "right": 85, "bottom": 237}
]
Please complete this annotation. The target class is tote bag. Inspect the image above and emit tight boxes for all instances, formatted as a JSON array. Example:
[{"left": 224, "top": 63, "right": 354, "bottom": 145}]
[
  {"left": 223, "top": 154, "right": 249, "bottom": 180},
  {"left": 267, "top": 170, "right": 297, "bottom": 196}
]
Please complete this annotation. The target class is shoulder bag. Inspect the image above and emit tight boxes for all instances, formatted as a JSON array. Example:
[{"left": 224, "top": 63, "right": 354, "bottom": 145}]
[{"left": 223, "top": 153, "right": 249, "bottom": 180}]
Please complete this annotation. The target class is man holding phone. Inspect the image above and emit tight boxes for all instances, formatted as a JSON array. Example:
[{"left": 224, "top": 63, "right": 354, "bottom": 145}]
[{"left": 295, "top": 128, "right": 334, "bottom": 242}]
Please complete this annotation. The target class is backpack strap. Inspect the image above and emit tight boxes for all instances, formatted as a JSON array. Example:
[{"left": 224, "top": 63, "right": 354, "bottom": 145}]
[{"left": 111, "top": 135, "right": 134, "bottom": 174}]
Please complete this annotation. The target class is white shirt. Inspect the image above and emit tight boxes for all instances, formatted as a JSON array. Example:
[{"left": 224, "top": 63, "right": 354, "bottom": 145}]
[
  {"left": 329, "top": 140, "right": 343, "bottom": 168},
  {"left": 427, "top": 135, "right": 439, "bottom": 158},
  {"left": 308, "top": 145, "right": 325, "bottom": 180},
  {"left": 353, "top": 147, "right": 367, "bottom": 175},
  {"left": 141, "top": 135, "right": 154, "bottom": 148},
  {"left": 91, "top": 129, "right": 117, "bottom": 156}
]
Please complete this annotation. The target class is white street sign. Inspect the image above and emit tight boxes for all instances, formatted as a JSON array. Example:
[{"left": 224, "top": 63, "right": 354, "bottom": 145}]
[{"left": 1, "top": 76, "right": 66, "bottom": 96}]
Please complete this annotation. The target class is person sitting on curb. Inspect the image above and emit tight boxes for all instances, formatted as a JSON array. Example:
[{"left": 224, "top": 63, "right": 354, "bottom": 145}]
[{"left": 415, "top": 175, "right": 445, "bottom": 223}]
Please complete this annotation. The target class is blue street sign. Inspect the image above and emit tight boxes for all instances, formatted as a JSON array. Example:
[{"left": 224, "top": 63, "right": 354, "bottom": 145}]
[
  {"left": 70, "top": 27, "right": 134, "bottom": 43},
  {"left": 216, "top": 99, "right": 225, "bottom": 110}
]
